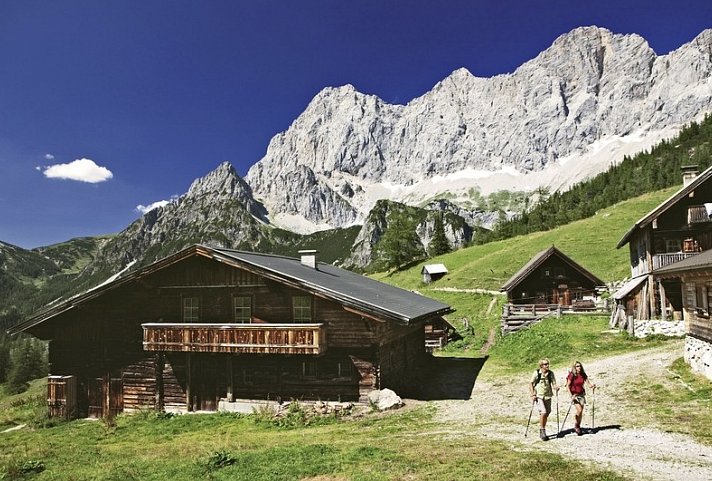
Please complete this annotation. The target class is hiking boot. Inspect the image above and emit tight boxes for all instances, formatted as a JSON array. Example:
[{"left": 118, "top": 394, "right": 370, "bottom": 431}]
[
  {"left": 539, "top": 428, "right": 548, "bottom": 441},
  {"left": 575, "top": 425, "right": 582, "bottom": 436}
]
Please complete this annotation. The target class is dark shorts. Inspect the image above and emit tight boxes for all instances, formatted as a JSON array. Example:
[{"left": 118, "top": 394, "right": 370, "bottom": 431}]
[{"left": 572, "top": 394, "right": 586, "bottom": 405}]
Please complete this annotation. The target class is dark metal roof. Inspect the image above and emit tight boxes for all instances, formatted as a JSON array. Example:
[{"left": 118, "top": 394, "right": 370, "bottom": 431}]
[
  {"left": 500, "top": 246, "right": 604, "bottom": 292},
  {"left": 617, "top": 164, "right": 712, "bottom": 249},
  {"left": 654, "top": 249, "right": 712, "bottom": 276},
  {"left": 212, "top": 247, "right": 453, "bottom": 323},
  {"left": 9, "top": 244, "right": 453, "bottom": 334}
]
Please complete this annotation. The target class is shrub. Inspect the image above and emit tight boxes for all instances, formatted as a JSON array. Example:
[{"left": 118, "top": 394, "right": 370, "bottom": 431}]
[{"left": 203, "top": 449, "right": 237, "bottom": 471}]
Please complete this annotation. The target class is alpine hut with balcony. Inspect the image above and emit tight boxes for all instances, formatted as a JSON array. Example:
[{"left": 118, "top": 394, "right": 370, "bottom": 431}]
[
  {"left": 615, "top": 165, "right": 712, "bottom": 322},
  {"left": 9, "top": 245, "right": 453, "bottom": 419},
  {"left": 500, "top": 246, "right": 604, "bottom": 332}
]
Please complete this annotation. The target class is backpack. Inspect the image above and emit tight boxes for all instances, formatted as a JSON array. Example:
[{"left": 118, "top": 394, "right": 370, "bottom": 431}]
[{"left": 533, "top": 369, "right": 554, "bottom": 386}]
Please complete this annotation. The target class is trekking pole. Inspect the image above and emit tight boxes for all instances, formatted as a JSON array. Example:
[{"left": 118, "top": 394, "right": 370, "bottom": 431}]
[
  {"left": 555, "top": 390, "right": 560, "bottom": 433},
  {"left": 591, "top": 387, "right": 596, "bottom": 431},
  {"left": 559, "top": 400, "right": 573, "bottom": 437},
  {"left": 524, "top": 399, "right": 536, "bottom": 437}
]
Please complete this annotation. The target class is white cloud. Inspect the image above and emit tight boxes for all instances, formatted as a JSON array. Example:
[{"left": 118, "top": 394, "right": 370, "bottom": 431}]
[
  {"left": 42, "top": 158, "right": 113, "bottom": 183},
  {"left": 44, "top": 153, "right": 55, "bottom": 160},
  {"left": 136, "top": 195, "right": 178, "bottom": 215}
]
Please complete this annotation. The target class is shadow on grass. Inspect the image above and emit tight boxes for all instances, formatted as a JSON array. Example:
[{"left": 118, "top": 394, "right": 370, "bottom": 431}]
[{"left": 407, "top": 355, "right": 488, "bottom": 400}]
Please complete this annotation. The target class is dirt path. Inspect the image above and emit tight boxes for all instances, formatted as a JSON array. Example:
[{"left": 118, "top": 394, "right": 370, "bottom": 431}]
[{"left": 429, "top": 342, "right": 712, "bottom": 481}]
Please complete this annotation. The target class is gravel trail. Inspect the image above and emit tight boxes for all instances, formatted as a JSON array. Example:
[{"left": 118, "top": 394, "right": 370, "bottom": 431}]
[{"left": 429, "top": 342, "right": 712, "bottom": 481}]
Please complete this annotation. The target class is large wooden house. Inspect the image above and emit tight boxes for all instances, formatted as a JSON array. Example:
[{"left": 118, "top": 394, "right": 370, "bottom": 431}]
[
  {"left": 9, "top": 245, "right": 453, "bottom": 418},
  {"left": 615, "top": 165, "right": 712, "bottom": 321},
  {"left": 654, "top": 250, "right": 712, "bottom": 381}
]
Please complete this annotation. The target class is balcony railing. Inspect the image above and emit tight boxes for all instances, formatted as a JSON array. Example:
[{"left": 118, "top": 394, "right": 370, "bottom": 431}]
[
  {"left": 142, "top": 323, "right": 326, "bottom": 355},
  {"left": 652, "top": 252, "right": 700, "bottom": 270}
]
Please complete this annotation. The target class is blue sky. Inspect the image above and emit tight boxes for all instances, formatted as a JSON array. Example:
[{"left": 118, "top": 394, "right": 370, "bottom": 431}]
[{"left": 1, "top": 1, "right": 711, "bottom": 249}]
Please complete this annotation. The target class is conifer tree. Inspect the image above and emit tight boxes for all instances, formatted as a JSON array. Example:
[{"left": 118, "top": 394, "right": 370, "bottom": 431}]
[
  {"left": 375, "top": 209, "right": 423, "bottom": 270},
  {"left": 428, "top": 214, "right": 451, "bottom": 256}
]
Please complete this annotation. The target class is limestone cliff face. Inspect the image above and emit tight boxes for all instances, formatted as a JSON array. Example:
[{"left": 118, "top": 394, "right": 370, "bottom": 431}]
[{"left": 246, "top": 27, "right": 712, "bottom": 232}]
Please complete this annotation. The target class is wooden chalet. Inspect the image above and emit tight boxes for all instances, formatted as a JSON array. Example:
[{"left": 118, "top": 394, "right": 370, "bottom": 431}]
[
  {"left": 500, "top": 246, "right": 604, "bottom": 332},
  {"left": 655, "top": 250, "right": 712, "bottom": 381},
  {"left": 615, "top": 165, "right": 712, "bottom": 321},
  {"left": 9, "top": 245, "right": 453, "bottom": 419},
  {"left": 501, "top": 246, "right": 603, "bottom": 306}
]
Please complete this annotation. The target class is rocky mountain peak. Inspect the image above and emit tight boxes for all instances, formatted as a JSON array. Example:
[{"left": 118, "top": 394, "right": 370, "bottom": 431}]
[{"left": 245, "top": 26, "right": 712, "bottom": 235}]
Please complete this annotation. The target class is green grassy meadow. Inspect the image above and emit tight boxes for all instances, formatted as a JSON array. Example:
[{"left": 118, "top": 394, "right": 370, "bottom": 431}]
[
  {"left": 0, "top": 391, "right": 628, "bottom": 481},
  {"left": 375, "top": 187, "right": 678, "bottom": 290},
  {"left": 3, "top": 186, "right": 711, "bottom": 480}
]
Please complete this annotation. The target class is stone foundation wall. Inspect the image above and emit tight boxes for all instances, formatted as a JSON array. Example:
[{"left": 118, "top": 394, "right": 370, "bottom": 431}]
[
  {"left": 633, "top": 320, "right": 685, "bottom": 338},
  {"left": 684, "top": 336, "right": 712, "bottom": 382}
]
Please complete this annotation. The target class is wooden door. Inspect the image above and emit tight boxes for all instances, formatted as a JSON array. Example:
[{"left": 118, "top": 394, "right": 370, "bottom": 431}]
[
  {"left": 87, "top": 377, "right": 103, "bottom": 418},
  {"left": 191, "top": 359, "right": 218, "bottom": 411},
  {"left": 86, "top": 374, "right": 123, "bottom": 418}
]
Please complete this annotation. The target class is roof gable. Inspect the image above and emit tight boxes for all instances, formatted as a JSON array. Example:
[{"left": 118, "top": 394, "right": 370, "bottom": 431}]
[
  {"left": 500, "top": 246, "right": 604, "bottom": 292},
  {"left": 617, "top": 164, "right": 712, "bottom": 248}
]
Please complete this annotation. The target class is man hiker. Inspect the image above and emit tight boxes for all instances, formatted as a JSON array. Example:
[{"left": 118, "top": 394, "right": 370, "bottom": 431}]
[{"left": 529, "top": 358, "right": 559, "bottom": 441}]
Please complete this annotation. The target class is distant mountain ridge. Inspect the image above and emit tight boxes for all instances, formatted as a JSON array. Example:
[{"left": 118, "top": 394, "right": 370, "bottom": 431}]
[
  {"left": 4, "top": 25, "right": 712, "bottom": 319},
  {"left": 246, "top": 26, "right": 712, "bottom": 233}
]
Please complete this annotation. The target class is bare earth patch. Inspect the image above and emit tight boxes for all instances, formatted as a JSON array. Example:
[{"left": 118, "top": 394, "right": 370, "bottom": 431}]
[{"left": 429, "top": 342, "right": 712, "bottom": 481}]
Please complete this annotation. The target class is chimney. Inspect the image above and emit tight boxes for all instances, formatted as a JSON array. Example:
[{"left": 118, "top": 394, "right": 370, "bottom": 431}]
[
  {"left": 299, "top": 250, "right": 319, "bottom": 269},
  {"left": 682, "top": 165, "right": 699, "bottom": 187}
]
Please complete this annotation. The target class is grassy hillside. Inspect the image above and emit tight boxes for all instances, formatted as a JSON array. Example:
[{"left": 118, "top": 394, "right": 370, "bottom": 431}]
[{"left": 374, "top": 186, "right": 678, "bottom": 291}]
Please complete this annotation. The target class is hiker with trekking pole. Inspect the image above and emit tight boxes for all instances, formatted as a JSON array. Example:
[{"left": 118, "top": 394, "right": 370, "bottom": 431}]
[
  {"left": 527, "top": 358, "right": 559, "bottom": 441},
  {"left": 564, "top": 360, "right": 596, "bottom": 435}
]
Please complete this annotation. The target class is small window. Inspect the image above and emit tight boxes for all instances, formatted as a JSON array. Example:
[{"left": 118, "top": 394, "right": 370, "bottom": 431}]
[
  {"left": 302, "top": 361, "right": 317, "bottom": 379},
  {"left": 695, "top": 284, "right": 708, "bottom": 315},
  {"left": 183, "top": 297, "right": 200, "bottom": 322},
  {"left": 318, "top": 360, "right": 352, "bottom": 379},
  {"left": 665, "top": 239, "right": 682, "bottom": 253},
  {"left": 233, "top": 296, "right": 252, "bottom": 323},
  {"left": 293, "top": 296, "right": 312, "bottom": 322}
]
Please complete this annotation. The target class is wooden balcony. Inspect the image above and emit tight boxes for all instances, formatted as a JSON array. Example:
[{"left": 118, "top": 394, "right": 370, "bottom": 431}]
[
  {"left": 142, "top": 323, "right": 327, "bottom": 355},
  {"left": 652, "top": 252, "right": 700, "bottom": 271}
]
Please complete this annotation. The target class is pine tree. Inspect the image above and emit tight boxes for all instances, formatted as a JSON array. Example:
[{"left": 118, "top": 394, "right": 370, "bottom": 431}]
[
  {"left": 0, "top": 334, "right": 10, "bottom": 383},
  {"left": 428, "top": 214, "right": 451, "bottom": 256},
  {"left": 375, "top": 209, "right": 423, "bottom": 270},
  {"left": 6, "top": 338, "right": 48, "bottom": 394}
]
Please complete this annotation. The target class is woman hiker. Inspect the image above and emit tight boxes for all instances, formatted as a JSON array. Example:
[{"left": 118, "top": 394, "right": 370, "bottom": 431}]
[
  {"left": 565, "top": 360, "right": 596, "bottom": 435},
  {"left": 529, "top": 358, "right": 559, "bottom": 441}
]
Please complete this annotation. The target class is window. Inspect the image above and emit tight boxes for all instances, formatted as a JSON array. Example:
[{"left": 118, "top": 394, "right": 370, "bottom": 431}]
[
  {"left": 183, "top": 297, "right": 200, "bottom": 322},
  {"left": 293, "top": 296, "right": 312, "bottom": 322},
  {"left": 666, "top": 239, "right": 682, "bottom": 253},
  {"left": 302, "top": 361, "right": 317, "bottom": 379},
  {"left": 695, "top": 284, "right": 709, "bottom": 315},
  {"left": 317, "top": 360, "right": 352, "bottom": 379},
  {"left": 233, "top": 296, "right": 252, "bottom": 323}
]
